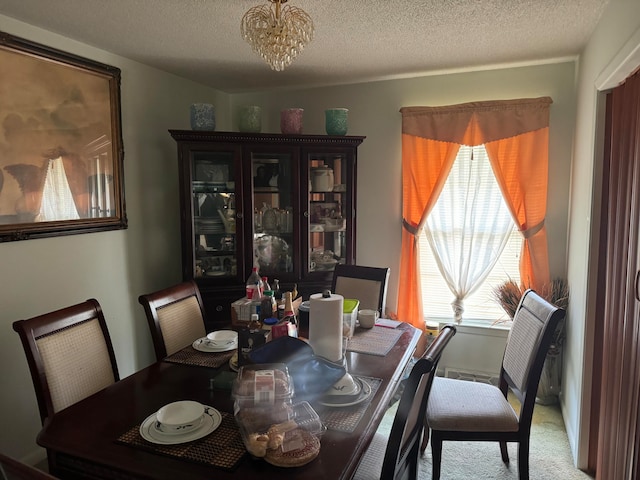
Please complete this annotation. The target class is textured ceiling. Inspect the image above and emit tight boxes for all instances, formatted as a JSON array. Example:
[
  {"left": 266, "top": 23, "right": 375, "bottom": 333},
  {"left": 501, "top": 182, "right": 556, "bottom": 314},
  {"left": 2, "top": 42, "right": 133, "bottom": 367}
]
[{"left": 0, "top": 0, "right": 609, "bottom": 93}]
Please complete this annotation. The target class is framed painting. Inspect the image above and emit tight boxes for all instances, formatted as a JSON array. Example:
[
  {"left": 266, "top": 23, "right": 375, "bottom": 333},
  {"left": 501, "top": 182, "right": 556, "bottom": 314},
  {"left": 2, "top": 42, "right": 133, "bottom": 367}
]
[{"left": 0, "top": 31, "right": 126, "bottom": 242}]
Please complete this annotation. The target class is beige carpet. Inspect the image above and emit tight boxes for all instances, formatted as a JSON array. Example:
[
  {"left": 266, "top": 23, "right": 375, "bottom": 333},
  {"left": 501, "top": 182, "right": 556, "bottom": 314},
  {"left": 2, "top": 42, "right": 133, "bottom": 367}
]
[{"left": 377, "top": 395, "right": 595, "bottom": 480}]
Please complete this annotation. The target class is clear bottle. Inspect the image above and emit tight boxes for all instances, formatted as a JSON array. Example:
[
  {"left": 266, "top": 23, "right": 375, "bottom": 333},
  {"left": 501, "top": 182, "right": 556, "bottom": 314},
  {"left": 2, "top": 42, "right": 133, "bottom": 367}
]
[
  {"left": 246, "top": 267, "right": 263, "bottom": 299},
  {"left": 262, "top": 276, "right": 271, "bottom": 292}
]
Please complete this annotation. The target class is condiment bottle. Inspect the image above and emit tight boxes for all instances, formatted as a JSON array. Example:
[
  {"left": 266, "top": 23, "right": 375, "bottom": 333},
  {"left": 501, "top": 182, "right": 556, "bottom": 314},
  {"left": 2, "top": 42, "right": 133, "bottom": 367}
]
[
  {"left": 260, "top": 291, "right": 277, "bottom": 323},
  {"left": 282, "top": 291, "right": 298, "bottom": 338},
  {"left": 248, "top": 313, "right": 262, "bottom": 332},
  {"left": 273, "top": 279, "right": 282, "bottom": 301}
]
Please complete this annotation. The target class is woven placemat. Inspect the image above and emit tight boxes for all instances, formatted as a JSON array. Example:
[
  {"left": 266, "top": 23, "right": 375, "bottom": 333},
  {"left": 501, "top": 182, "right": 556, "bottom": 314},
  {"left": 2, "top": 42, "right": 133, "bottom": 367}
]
[
  {"left": 315, "top": 376, "right": 383, "bottom": 433},
  {"left": 164, "top": 345, "right": 235, "bottom": 368},
  {"left": 346, "top": 327, "right": 403, "bottom": 356},
  {"left": 116, "top": 411, "right": 246, "bottom": 471}
]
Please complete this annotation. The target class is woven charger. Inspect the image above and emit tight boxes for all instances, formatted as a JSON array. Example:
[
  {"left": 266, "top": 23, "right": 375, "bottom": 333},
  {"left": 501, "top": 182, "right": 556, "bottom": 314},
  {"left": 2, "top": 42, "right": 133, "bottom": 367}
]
[
  {"left": 164, "top": 345, "right": 235, "bottom": 368},
  {"left": 116, "top": 411, "right": 246, "bottom": 471},
  {"left": 316, "top": 376, "right": 383, "bottom": 433}
]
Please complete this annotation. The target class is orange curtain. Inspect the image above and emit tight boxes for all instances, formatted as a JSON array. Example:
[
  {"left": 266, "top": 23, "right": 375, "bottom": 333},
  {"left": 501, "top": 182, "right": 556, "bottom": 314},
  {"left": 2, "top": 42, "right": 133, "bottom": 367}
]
[
  {"left": 398, "top": 97, "right": 552, "bottom": 329},
  {"left": 397, "top": 137, "right": 459, "bottom": 328}
]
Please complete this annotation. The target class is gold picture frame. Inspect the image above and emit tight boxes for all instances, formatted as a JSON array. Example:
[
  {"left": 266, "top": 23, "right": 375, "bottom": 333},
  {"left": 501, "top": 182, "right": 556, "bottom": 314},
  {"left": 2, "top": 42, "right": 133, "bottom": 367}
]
[{"left": 0, "top": 31, "right": 126, "bottom": 242}]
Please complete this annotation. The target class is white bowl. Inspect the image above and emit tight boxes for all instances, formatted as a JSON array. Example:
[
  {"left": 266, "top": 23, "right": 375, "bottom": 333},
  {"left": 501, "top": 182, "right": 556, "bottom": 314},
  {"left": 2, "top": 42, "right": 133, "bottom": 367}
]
[
  {"left": 156, "top": 400, "right": 204, "bottom": 434},
  {"left": 325, "top": 373, "right": 361, "bottom": 397},
  {"left": 206, "top": 330, "right": 238, "bottom": 346}
]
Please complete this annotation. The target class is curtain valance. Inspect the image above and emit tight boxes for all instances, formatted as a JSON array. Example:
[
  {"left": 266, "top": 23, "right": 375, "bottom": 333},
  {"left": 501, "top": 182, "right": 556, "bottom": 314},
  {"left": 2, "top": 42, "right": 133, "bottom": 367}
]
[{"left": 400, "top": 97, "right": 552, "bottom": 145}]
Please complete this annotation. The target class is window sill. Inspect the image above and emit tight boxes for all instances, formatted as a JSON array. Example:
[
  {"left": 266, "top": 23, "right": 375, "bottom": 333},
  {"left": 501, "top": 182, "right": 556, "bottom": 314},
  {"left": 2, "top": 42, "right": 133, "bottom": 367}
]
[{"left": 427, "top": 317, "right": 512, "bottom": 337}]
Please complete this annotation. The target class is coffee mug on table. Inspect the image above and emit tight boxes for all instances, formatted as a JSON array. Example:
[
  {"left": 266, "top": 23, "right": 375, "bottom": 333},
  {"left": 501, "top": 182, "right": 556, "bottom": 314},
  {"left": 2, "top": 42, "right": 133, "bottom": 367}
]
[{"left": 358, "top": 309, "right": 379, "bottom": 329}]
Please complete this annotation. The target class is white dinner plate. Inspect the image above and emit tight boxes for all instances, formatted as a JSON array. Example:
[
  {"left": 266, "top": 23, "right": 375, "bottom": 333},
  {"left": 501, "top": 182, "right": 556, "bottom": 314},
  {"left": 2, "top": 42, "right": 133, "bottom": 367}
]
[
  {"left": 192, "top": 337, "right": 237, "bottom": 353},
  {"left": 139, "top": 406, "right": 222, "bottom": 445},
  {"left": 317, "top": 378, "right": 372, "bottom": 407}
]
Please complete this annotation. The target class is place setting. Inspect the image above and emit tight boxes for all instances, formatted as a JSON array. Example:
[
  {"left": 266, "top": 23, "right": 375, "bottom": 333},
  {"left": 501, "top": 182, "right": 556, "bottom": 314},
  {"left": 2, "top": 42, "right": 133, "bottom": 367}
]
[
  {"left": 164, "top": 330, "right": 238, "bottom": 369},
  {"left": 192, "top": 330, "right": 238, "bottom": 353},
  {"left": 139, "top": 400, "right": 222, "bottom": 445},
  {"left": 117, "top": 399, "right": 247, "bottom": 471},
  {"left": 316, "top": 372, "right": 372, "bottom": 408}
]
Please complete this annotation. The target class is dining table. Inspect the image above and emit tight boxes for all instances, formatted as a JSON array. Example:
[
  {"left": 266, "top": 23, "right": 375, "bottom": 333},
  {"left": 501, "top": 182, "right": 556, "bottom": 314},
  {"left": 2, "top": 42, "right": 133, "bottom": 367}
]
[{"left": 37, "top": 321, "right": 420, "bottom": 480}]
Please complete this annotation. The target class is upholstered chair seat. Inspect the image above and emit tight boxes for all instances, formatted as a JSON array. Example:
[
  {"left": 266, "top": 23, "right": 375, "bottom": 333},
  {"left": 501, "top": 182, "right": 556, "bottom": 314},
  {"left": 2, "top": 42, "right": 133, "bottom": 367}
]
[{"left": 427, "top": 377, "right": 519, "bottom": 432}]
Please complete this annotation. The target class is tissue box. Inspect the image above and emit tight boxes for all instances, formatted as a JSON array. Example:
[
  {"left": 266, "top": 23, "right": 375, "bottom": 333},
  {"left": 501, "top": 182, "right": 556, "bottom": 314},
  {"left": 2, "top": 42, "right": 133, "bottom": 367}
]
[
  {"left": 343, "top": 299, "right": 359, "bottom": 338},
  {"left": 232, "top": 297, "right": 260, "bottom": 326}
]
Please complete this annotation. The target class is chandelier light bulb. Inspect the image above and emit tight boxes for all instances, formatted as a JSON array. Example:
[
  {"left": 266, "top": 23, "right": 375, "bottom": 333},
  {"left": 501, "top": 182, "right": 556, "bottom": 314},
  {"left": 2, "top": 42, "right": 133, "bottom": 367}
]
[{"left": 241, "top": 0, "right": 314, "bottom": 71}]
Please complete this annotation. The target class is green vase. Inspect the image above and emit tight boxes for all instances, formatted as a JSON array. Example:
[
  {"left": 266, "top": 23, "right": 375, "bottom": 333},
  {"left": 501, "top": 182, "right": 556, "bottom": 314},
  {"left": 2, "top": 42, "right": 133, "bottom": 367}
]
[
  {"left": 325, "top": 108, "right": 348, "bottom": 135},
  {"left": 238, "top": 106, "right": 262, "bottom": 133}
]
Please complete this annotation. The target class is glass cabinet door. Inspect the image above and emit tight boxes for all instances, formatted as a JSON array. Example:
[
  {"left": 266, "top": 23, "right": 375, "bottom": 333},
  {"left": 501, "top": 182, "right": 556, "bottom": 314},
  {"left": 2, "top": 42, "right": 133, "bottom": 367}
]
[
  {"left": 307, "top": 152, "right": 351, "bottom": 273},
  {"left": 191, "top": 151, "right": 238, "bottom": 279},
  {"left": 250, "top": 152, "right": 296, "bottom": 279}
]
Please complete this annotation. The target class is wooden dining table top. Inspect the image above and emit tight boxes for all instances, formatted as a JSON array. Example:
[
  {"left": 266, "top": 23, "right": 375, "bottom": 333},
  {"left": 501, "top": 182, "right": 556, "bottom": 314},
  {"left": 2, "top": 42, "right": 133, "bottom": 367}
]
[{"left": 37, "top": 322, "right": 420, "bottom": 480}]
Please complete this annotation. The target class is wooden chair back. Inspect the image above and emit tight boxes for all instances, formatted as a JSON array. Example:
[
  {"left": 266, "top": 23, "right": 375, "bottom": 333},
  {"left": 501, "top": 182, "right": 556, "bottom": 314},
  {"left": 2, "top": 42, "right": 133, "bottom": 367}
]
[
  {"left": 12, "top": 299, "right": 119, "bottom": 426},
  {"left": 138, "top": 280, "right": 207, "bottom": 361},
  {"left": 331, "top": 264, "right": 390, "bottom": 314},
  {"left": 0, "top": 452, "right": 59, "bottom": 479},
  {"left": 381, "top": 324, "right": 456, "bottom": 479},
  {"left": 501, "top": 288, "right": 565, "bottom": 432}
]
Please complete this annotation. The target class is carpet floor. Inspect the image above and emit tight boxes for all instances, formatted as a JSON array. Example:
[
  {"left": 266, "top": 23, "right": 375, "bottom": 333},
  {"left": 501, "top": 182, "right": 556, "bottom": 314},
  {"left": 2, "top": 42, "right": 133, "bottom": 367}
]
[{"left": 377, "top": 396, "right": 594, "bottom": 480}]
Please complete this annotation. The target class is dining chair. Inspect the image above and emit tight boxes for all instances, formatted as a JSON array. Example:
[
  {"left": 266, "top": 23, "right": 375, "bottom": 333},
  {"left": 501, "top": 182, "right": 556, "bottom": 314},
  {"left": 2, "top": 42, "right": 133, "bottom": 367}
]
[
  {"left": 353, "top": 324, "right": 456, "bottom": 480},
  {"left": 423, "top": 289, "right": 565, "bottom": 480},
  {"left": 331, "top": 264, "right": 390, "bottom": 315},
  {"left": 138, "top": 280, "right": 207, "bottom": 361},
  {"left": 12, "top": 299, "right": 120, "bottom": 476},
  {"left": 0, "top": 452, "right": 59, "bottom": 479}
]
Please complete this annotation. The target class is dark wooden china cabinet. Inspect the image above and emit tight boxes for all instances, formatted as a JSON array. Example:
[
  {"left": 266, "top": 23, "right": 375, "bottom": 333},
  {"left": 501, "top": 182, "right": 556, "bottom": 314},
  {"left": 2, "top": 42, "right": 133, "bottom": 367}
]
[{"left": 170, "top": 130, "right": 365, "bottom": 331}]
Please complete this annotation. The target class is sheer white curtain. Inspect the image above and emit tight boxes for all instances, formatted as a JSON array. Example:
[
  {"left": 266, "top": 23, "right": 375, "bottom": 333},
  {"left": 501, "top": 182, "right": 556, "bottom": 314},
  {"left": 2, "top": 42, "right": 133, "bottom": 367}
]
[
  {"left": 424, "top": 145, "right": 514, "bottom": 322},
  {"left": 37, "top": 156, "right": 80, "bottom": 221}
]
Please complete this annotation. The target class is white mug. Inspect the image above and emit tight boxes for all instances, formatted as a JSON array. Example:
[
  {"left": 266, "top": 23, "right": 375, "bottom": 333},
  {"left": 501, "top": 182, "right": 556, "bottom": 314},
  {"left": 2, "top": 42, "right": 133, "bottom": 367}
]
[{"left": 358, "top": 309, "right": 379, "bottom": 329}]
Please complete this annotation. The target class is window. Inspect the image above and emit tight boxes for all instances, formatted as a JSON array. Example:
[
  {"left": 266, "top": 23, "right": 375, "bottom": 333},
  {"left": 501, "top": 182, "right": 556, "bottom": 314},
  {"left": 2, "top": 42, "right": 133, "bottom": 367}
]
[
  {"left": 419, "top": 145, "right": 521, "bottom": 322},
  {"left": 398, "top": 98, "right": 552, "bottom": 331}
]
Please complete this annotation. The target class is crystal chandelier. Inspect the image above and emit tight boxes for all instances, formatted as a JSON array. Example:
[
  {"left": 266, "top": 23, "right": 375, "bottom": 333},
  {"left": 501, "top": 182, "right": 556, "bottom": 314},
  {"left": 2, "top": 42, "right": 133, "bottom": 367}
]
[{"left": 241, "top": 0, "right": 314, "bottom": 72}]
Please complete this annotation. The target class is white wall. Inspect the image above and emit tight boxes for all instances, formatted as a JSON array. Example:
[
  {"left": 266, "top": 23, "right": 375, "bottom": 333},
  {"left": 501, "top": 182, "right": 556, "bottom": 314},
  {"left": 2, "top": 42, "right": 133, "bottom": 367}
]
[
  {"left": 0, "top": 15, "right": 229, "bottom": 463},
  {"left": 438, "top": 324, "right": 509, "bottom": 381},
  {"left": 231, "top": 62, "right": 576, "bottom": 316},
  {"left": 565, "top": 0, "right": 640, "bottom": 468}
]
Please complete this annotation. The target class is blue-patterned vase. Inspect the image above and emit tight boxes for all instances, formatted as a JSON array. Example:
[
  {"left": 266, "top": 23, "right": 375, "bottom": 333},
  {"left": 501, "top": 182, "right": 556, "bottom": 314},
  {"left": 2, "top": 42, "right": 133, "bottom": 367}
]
[{"left": 190, "top": 103, "right": 216, "bottom": 131}]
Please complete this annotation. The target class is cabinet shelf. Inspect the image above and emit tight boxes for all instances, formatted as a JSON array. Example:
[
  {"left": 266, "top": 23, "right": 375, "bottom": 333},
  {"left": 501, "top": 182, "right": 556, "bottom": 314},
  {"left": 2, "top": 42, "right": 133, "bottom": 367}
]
[{"left": 171, "top": 130, "right": 364, "bottom": 330}]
